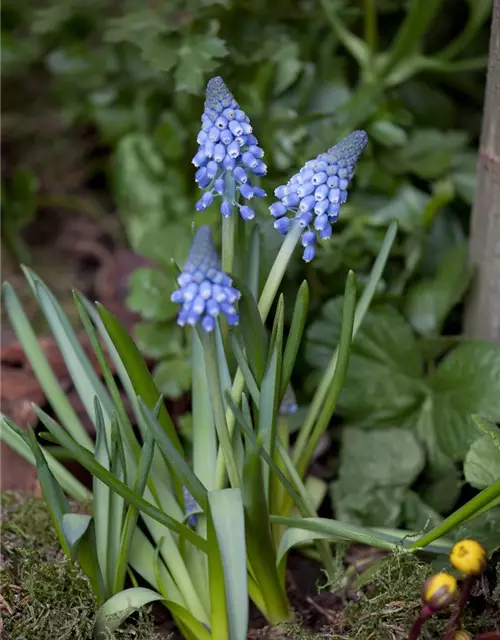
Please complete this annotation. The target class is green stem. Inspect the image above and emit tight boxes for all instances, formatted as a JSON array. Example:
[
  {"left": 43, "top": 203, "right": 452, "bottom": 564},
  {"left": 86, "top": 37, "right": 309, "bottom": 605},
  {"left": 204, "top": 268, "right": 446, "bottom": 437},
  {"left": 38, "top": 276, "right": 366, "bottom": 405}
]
[
  {"left": 363, "top": 0, "right": 378, "bottom": 54},
  {"left": 1, "top": 221, "right": 31, "bottom": 265},
  {"left": 201, "top": 331, "right": 241, "bottom": 489},
  {"left": 214, "top": 224, "right": 302, "bottom": 489},
  {"left": 408, "top": 479, "right": 500, "bottom": 551},
  {"left": 292, "top": 221, "right": 397, "bottom": 469},
  {"left": 258, "top": 222, "right": 302, "bottom": 318},
  {"left": 222, "top": 214, "right": 237, "bottom": 275},
  {"left": 221, "top": 173, "right": 238, "bottom": 275}
]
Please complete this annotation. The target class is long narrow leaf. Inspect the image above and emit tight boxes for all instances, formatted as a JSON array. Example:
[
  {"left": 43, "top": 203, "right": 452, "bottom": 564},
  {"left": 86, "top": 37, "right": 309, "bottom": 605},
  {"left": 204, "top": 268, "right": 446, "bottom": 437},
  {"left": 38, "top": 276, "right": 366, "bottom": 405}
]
[
  {"left": 33, "top": 406, "right": 207, "bottom": 551},
  {"left": 2, "top": 283, "right": 92, "bottom": 449},
  {"left": 25, "top": 426, "right": 71, "bottom": 556},
  {"left": 0, "top": 416, "right": 91, "bottom": 500},
  {"left": 208, "top": 490, "right": 248, "bottom": 640},
  {"left": 114, "top": 430, "right": 156, "bottom": 592},
  {"left": 94, "top": 588, "right": 164, "bottom": 636},
  {"left": 280, "top": 281, "right": 309, "bottom": 399}
]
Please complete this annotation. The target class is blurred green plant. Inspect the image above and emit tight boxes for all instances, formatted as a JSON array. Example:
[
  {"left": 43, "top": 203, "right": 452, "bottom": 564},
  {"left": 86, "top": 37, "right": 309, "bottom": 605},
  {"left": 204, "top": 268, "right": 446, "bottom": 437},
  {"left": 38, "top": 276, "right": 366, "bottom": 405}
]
[
  {"left": 1, "top": 168, "right": 38, "bottom": 264},
  {"left": 1, "top": 0, "right": 491, "bottom": 393}
]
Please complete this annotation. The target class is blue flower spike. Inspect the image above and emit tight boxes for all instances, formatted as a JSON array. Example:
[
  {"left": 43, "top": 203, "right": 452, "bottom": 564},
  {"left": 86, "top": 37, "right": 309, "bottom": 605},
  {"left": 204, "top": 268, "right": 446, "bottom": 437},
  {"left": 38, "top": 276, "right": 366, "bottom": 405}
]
[
  {"left": 193, "top": 76, "right": 267, "bottom": 221},
  {"left": 171, "top": 225, "right": 241, "bottom": 332},
  {"left": 269, "top": 130, "right": 368, "bottom": 262}
]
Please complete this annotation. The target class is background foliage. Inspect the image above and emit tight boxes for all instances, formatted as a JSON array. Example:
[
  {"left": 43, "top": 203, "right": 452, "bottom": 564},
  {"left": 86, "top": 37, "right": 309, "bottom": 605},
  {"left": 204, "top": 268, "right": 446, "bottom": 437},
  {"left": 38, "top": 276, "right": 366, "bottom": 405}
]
[{"left": 2, "top": 0, "right": 500, "bottom": 546}]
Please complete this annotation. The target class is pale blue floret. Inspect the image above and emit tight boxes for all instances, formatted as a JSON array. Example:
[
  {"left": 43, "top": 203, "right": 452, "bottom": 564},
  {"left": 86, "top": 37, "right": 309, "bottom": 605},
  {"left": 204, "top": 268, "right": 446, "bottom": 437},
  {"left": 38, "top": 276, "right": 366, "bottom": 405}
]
[
  {"left": 183, "top": 486, "right": 200, "bottom": 527},
  {"left": 171, "top": 226, "right": 241, "bottom": 332},
  {"left": 193, "top": 77, "right": 267, "bottom": 221},
  {"left": 269, "top": 131, "right": 368, "bottom": 262}
]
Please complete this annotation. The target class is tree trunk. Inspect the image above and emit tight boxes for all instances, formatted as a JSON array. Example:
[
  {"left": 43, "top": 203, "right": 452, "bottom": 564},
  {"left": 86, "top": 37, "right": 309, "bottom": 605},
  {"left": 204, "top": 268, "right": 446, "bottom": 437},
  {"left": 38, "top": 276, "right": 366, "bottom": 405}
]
[{"left": 464, "top": 1, "right": 500, "bottom": 343}]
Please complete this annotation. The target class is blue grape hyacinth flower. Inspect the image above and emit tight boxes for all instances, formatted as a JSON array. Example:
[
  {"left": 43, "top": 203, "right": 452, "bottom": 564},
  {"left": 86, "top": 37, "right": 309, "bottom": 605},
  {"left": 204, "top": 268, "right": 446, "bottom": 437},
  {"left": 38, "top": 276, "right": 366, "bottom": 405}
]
[
  {"left": 192, "top": 76, "right": 267, "bottom": 221},
  {"left": 269, "top": 131, "right": 368, "bottom": 262},
  {"left": 171, "top": 226, "right": 241, "bottom": 332}
]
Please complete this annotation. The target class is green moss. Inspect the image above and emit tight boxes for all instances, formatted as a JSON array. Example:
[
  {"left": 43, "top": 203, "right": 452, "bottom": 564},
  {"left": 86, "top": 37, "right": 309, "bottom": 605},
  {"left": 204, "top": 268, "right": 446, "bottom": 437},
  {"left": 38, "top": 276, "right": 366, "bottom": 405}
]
[
  {"left": 341, "top": 551, "right": 499, "bottom": 639},
  {"left": 1, "top": 492, "right": 164, "bottom": 640}
]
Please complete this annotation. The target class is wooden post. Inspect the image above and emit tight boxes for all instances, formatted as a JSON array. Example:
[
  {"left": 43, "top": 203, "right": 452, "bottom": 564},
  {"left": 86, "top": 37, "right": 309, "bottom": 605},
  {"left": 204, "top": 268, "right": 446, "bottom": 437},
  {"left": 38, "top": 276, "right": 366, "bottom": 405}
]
[{"left": 464, "top": 1, "right": 500, "bottom": 342}]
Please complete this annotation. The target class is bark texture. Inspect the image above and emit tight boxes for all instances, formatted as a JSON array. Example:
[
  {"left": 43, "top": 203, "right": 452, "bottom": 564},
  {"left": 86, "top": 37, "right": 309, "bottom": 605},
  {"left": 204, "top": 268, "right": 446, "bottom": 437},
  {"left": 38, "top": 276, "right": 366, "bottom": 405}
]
[{"left": 464, "top": 1, "right": 500, "bottom": 342}]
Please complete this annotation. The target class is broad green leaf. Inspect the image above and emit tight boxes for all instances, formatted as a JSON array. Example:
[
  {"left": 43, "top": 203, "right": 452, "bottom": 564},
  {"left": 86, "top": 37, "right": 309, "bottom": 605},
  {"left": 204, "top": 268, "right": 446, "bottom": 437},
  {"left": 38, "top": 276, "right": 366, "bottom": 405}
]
[
  {"left": 174, "top": 33, "right": 228, "bottom": 94},
  {"left": 127, "top": 267, "right": 177, "bottom": 321},
  {"left": 404, "top": 244, "right": 473, "bottom": 337},
  {"left": 381, "top": 129, "right": 468, "bottom": 180},
  {"left": 430, "top": 341, "right": 500, "bottom": 460},
  {"left": 369, "top": 120, "right": 408, "bottom": 147},
  {"left": 331, "top": 428, "right": 425, "bottom": 527},
  {"left": 153, "top": 356, "right": 192, "bottom": 399},
  {"left": 307, "top": 304, "right": 426, "bottom": 425},
  {"left": 134, "top": 321, "right": 184, "bottom": 359},
  {"left": 402, "top": 491, "right": 443, "bottom": 532},
  {"left": 208, "top": 490, "right": 248, "bottom": 640},
  {"left": 464, "top": 424, "right": 500, "bottom": 490},
  {"left": 94, "top": 588, "right": 164, "bottom": 636},
  {"left": 452, "top": 507, "right": 500, "bottom": 555}
]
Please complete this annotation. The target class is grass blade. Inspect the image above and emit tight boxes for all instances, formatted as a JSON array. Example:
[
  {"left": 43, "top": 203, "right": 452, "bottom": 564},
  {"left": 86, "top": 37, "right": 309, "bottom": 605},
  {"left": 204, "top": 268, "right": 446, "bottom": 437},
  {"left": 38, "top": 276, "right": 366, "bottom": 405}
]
[{"left": 94, "top": 588, "right": 164, "bottom": 636}]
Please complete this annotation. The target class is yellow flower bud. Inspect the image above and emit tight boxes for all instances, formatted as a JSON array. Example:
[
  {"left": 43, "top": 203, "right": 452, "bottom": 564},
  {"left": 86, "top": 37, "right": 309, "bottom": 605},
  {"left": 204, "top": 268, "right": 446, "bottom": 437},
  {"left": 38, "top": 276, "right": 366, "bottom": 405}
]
[
  {"left": 450, "top": 539, "right": 487, "bottom": 576},
  {"left": 453, "top": 632, "right": 472, "bottom": 640},
  {"left": 422, "top": 572, "right": 458, "bottom": 610}
]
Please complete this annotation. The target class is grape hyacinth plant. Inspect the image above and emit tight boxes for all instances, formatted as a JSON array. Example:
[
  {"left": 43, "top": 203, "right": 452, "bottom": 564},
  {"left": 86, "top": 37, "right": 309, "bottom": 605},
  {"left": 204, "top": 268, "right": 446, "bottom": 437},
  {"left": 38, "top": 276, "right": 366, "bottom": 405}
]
[
  {"left": 7, "top": 73, "right": 499, "bottom": 640},
  {"left": 269, "top": 130, "right": 368, "bottom": 262},
  {"left": 171, "top": 225, "right": 241, "bottom": 332},
  {"left": 192, "top": 76, "right": 267, "bottom": 222}
]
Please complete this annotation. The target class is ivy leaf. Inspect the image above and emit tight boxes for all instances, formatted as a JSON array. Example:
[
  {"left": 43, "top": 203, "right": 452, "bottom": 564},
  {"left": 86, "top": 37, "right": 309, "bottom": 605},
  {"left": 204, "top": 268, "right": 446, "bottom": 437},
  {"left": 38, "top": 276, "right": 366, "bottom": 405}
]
[
  {"left": 127, "top": 268, "right": 177, "bottom": 322},
  {"left": 174, "top": 33, "right": 227, "bottom": 94},
  {"left": 331, "top": 427, "right": 425, "bottom": 527},
  {"left": 429, "top": 341, "right": 500, "bottom": 461},
  {"left": 404, "top": 243, "right": 473, "bottom": 337},
  {"left": 153, "top": 356, "right": 192, "bottom": 399}
]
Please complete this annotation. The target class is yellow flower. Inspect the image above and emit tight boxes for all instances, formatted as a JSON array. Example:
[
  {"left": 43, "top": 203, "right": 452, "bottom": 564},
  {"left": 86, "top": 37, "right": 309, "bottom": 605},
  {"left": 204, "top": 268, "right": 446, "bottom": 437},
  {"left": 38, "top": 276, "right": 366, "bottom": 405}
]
[
  {"left": 450, "top": 539, "right": 487, "bottom": 576},
  {"left": 453, "top": 632, "right": 472, "bottom": 640},
  {"left": 422, "top": 572, "right": 458, "bottom": 610}
]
